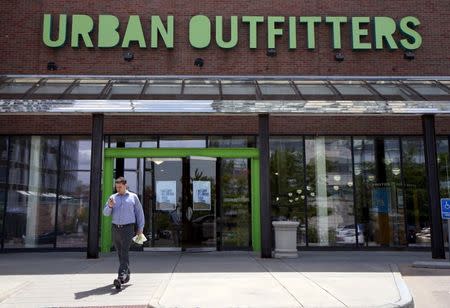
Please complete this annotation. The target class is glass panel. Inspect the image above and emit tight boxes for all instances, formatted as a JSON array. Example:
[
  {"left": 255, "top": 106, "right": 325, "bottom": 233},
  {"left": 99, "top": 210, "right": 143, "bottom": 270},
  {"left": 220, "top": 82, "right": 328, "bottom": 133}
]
[
  {"left": 258, "top": 81, "right": 296, "bottom": 96},
  {"left": 305, "top": 137, "right": 355, "bottom": 246},
  {"left": 437, "top": 137, "right": 450, "bottom": 247},
  {"left": 0, "top": 83, "right": 33, "bottom": 94},
  {"left": 160, "top": 137, "right": 206, "bottom": 148},
  {"left": 208, "top": 136, "right": 256, "bottom": 148},
  {"left": 34, "top": 83, "right": 71, "bottom": 94},
  {"left": 221, "top": 159, "right": 251, "bottom": 248},
  {"left": 406, "top": 82, "right": 449, "bottom": 96},
  {"left": 145, "top": 80, "right": 182, "bottom": 95},
  {"left": 184, "top": 80, "right": 220, "bottom": 95},
  {"left": 124, "top": 170, "right": 139, "bottom": 193},
  {"left": 353, "top": 137, "right": 406, "bottom": 247},
  {"left": 0, "top": 137, "right": 8, "bottom": 247},
  {"left": 110, "top": 84, "right": 144, "bottom": 95},
  {"left": 221, "top": 81, "right": 256, "bottom": 96},
  {"left": 79, "top": 79, "right": 110, "bottom": 84},
  {"left": 270, "top": 137, "right": 306, "bottom": 246},
  {"left": 150, "top": 158, "right": 183, "bottom": 248},
  {"left": 69, "top": 84, "right": 105, "bottom": 95},
  {"left": 56, "top": 171, "right": 90, "bottom": 248},
  {"left": 10, "top": 78, "right": 41, "bottom": 83},
  {"left": 61, "top": 137, "right": 91, "bottom": 171},
  {"left": 402, "top": 138, "right": 429, "bottom": 247},
  {"left": 45, "top": 79, "right": 76, "bottom": 84},
  {"left": 187, "top": 158, "right": 216, "bottom": 249},
  {"left": 371, "top": 83, "right": 412, "bottom": 100},
  {"left": 143, "top": 165, "right": 153, "bottom": 248},
  {"left": 333, "top": 84, "right": 373, "bottom": 96},
  {"left": 108, "top": 136, "right": 157, "bottom": 148},
  {"left": 4, "top": 136, "right": 59, "bottom": 248},
  {"left": 125, "top": 158, "right": 138, "bottom": 170},
  {"left": 295, "top": 82, "right": 334, "bottom": 96}
]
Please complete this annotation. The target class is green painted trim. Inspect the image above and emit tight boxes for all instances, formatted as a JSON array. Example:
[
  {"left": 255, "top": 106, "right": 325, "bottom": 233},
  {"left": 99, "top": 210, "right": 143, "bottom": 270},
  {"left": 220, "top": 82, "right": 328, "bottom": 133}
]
[
  {"left": 251, "top": 158, "right": 261, "bottom": 252},
  {"left": 104, "top": 148, "right": 259, "bottom": 159},
  {"left": 101, "top": 157, "right": 113, "bottom": 253},
  {"left": 101, "top": 147, "right": 261, "bottom": 253}
]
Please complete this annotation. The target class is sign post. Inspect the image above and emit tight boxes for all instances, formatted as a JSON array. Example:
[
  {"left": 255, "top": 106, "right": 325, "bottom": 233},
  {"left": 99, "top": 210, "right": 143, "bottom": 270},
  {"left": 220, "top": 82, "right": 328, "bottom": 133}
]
[{"left": 440, "top": 198, "right": 450, "bottom": 261}]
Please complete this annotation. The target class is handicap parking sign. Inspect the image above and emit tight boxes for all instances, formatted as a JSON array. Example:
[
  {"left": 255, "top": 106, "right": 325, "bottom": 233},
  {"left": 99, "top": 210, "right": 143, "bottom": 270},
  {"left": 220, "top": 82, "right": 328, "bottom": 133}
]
[{"left": 441, "top": 198, "right": 450, "bottom": 219}]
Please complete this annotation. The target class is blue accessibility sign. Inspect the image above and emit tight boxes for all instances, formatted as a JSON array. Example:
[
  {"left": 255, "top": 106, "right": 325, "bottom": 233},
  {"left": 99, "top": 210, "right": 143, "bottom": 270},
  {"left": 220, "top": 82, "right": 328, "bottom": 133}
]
[{"left": 441, "top": 198, "right": 450, "bottom": 219}]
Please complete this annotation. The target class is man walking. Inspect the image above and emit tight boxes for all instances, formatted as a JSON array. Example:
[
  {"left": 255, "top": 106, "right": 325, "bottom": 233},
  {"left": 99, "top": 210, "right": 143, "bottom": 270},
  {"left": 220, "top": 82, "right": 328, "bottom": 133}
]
[{"left": 103, "top": 177, "right": 145, "bottom": 288}]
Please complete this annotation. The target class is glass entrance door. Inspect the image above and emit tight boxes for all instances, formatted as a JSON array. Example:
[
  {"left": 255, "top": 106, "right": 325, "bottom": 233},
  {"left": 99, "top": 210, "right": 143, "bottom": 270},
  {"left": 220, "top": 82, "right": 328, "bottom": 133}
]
[
  {"left": 144, "top": 158, "right": 183, "bottom": 250},
  {"left": 142, "top": 157, "right": 217, "bottom": 251},
  {"left": 183, "top": 157, "right": 217, "bottom": 251}
]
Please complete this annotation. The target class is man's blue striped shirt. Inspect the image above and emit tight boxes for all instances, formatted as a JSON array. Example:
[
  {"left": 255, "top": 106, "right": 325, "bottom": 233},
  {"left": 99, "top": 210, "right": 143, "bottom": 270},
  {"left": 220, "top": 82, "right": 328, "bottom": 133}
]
[{"left": 103, "top": 190, "right": 145, "bottom": 232}]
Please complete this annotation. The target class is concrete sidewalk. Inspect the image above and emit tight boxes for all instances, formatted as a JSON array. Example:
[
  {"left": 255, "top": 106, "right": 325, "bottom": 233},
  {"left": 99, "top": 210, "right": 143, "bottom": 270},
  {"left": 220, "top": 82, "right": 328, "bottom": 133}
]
[{"left": 0, "top": 250, "right": 435, "bottom": 308}]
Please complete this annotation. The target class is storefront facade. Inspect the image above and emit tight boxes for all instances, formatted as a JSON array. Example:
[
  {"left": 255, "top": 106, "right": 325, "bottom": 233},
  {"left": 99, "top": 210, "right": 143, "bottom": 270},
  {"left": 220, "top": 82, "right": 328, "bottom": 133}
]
[{"left": 0, "top": 1, "right": 449, "bottom": 258}]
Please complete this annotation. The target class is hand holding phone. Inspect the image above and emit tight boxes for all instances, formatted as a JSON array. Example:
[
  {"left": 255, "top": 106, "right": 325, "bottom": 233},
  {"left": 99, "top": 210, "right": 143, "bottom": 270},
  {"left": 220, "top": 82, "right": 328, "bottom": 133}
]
[{"left": 108, "top": 197, "right": 115, "bottom": 208}]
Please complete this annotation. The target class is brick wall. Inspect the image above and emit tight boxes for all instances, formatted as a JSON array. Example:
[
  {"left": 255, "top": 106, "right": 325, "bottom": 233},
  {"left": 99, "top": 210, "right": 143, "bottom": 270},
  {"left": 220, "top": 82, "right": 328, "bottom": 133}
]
[
  {"left": 0, "top": 1, "right": 448, "bottom": 76},
  {"left": 2, "top": 114, "right": 450, "bottom": 136}
]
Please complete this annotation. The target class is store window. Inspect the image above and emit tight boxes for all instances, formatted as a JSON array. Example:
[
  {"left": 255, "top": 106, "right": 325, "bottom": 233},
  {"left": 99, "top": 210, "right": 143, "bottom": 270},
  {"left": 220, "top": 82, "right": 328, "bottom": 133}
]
[
  {"left": 0, "top": 136, "right": 8, "bottom": 248},
  {"left": 57, "top": 137, "right": 91, "bottom": 248},
  {"left": 208, "top": 136, "right": 256, "bottom": 148},
  {"left": 402, "top": 138, "right": 430, "bottom": 247},
  {"left": 270, "top": 137, "right": 306, "bottom": 245},
  {"left": 437, "top": 137, "right": 450, "bottom": 247},
  {"left": 4, "top": 136, "right": 59, "bottom": 248},
  {"left": 221, "top": 159, "right": 251, "bottom": 248},
  {"left": 353, "top": 138, "right": 406, "bottom": 247},
  {"left": 305, "top": 137, "right": 355, "bottom": 246},
  {"left": 107, "top": 136, "right": 157, "bottom": 196},
  {"left": 159, "top": 136, "right": 206, "bottom": 148}
]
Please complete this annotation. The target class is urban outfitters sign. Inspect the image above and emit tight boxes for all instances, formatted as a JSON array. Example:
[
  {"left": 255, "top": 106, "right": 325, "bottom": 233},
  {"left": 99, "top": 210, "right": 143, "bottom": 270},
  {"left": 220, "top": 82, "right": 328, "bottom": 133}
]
[{"left": 42, "top": 14, "right": 422, "bottom": 51}]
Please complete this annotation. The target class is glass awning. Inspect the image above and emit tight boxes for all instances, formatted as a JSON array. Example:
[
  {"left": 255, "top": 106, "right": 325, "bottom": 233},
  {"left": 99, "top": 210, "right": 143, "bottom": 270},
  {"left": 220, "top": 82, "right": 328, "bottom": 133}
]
[{"left": 0, "top": 75, "right": 449, "bottom": 114}]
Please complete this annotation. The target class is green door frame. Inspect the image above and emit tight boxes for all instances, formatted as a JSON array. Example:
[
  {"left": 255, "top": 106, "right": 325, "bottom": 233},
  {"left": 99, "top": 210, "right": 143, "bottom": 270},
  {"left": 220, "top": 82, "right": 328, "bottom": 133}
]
[{"left": 101, "top": 148, "right": 261, "bottom": 253}]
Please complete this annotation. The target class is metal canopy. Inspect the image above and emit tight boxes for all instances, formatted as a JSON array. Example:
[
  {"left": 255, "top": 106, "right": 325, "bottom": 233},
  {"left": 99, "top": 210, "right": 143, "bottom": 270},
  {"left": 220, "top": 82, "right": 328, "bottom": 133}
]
[{"left": 1, "top": 75, "right": 449, "bottom": 114}]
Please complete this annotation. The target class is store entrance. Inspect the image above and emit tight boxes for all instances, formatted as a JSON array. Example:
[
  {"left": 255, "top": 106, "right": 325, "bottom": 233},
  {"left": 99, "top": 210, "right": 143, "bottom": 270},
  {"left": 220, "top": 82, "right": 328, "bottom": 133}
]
[
  {"left": 100, "top": 147, "right": 261, "bottom": 254},
  {"left": 144, "top": 157, "right": 217, "bottom": 251}
]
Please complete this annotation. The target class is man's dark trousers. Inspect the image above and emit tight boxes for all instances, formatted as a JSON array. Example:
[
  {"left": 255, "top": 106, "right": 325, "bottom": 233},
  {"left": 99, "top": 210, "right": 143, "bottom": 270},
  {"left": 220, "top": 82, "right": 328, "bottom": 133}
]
[{"left": 112, "top": 224, "right": 134, "bottom": 279}]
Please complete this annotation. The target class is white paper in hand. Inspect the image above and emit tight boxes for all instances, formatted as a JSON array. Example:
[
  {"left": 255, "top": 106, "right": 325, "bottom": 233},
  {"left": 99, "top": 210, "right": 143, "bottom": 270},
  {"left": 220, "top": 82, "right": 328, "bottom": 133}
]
[{"left": 132, "top": 234, "right": 147, "bottom": 245}]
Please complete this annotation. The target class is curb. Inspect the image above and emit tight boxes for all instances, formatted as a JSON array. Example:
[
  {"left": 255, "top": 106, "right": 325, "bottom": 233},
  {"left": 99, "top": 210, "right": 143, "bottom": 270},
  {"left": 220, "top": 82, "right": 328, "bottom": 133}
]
[
  {"left": 385, "top": 264, "right": 414, "bottom": 308},
  {"left": 412, "top": 261, "right": 450, "bottom": 269}
]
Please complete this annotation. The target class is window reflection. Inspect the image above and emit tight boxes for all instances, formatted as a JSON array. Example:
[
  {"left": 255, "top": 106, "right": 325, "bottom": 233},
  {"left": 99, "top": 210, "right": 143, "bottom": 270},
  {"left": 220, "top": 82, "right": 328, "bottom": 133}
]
[
  {"left": 57, "top": 137, "right": 91, "bottom": 248},
  {"left": 209, "top": 136, "right": 256, "bottom": 148},
  {"left": 160, "top": 137, "right": 206, "bottom": 148},
  {"left": 221, "top": 159, "right": 250, "bottom": 248},
  {"left": 270, "top": 138, "right": 306, "bottom": 246},
  {"left": 354, "top": 138, "right": 406, "bottom": 247},
  {"left": 437, "top": 137, "right": 450, "bottom": 247},
  {"left": 402, "top": 138, "right": 429, "bottom": 247},
  {"left": 0, "top": 137, "right": 8, "bottom": 247},
  {"left": 5, "top": 136, "right": 59, "bottom": 248},
  {"left": 305, "top": 137, "right": 355, "bottom": 246}
]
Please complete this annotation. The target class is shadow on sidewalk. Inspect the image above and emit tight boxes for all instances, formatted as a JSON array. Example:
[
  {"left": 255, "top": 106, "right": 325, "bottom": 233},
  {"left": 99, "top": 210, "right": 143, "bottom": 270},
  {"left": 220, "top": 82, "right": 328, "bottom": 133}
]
[{"left": 74, "top": 284, "right": 132, "bottom": 299}]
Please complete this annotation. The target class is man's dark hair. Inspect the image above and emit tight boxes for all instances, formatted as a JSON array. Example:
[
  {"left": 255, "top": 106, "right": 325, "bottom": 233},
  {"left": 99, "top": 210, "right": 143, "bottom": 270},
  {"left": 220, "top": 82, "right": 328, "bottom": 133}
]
[{"left": 115, "top": 177, "right": 127, "bottom": 184}]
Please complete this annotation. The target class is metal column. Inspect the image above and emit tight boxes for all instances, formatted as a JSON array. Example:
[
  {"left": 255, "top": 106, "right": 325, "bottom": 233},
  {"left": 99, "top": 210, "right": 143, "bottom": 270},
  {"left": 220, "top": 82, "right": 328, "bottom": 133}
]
[
  {"left": 87, "top": 114, "right": 104, "bottom": 259},
  {"left": 422, "top": 114, "right": 445, "bottom": 259},
  {"left": 259, "top": 114, "right": 272, "bottom": 258}
]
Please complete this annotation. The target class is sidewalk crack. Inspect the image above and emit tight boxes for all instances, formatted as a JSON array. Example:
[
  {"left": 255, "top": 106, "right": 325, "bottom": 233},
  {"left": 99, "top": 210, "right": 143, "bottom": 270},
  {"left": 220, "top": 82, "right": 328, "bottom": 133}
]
[
  {"left": 148, "top": 253, "right": 182, "bottom": 308},
  {"left": 251, "top": 256, "right": 304, "bottom": 308},
  {"left": 280, "top": 259, "right": 349, "bottom": 308}
]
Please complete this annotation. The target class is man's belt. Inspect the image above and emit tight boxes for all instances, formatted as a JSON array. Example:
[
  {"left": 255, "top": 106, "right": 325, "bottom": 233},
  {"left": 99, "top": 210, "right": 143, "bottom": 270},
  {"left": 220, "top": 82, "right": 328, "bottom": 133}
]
[{"left": 113, "top": 223, "right": 134, "bottom": 228}]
